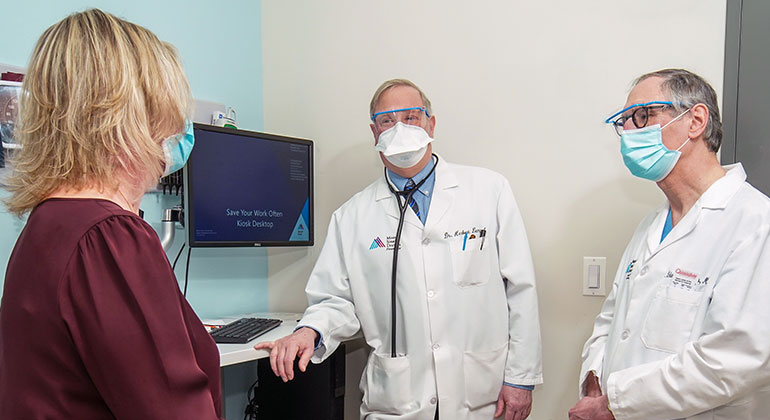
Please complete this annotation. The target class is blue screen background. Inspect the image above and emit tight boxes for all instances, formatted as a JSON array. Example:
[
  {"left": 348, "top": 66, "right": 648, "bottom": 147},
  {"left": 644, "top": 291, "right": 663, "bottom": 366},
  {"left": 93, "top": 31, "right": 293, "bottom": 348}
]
[{"left": 189, "top": 128, "right": 311, "bottom": 244}]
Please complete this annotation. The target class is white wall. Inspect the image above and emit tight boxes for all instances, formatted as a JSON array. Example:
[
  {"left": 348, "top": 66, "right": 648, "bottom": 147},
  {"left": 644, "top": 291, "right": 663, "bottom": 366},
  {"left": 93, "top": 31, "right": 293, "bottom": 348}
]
[{"left": 262, "top": 1, "right": 726, "bottom": 418}]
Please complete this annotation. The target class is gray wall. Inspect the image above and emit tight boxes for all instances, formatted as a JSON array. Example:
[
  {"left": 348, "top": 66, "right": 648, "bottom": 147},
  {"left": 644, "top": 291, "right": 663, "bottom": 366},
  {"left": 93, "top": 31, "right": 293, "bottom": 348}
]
[{"left": 723, "top": 0, "right": 770, "bottom": 194}]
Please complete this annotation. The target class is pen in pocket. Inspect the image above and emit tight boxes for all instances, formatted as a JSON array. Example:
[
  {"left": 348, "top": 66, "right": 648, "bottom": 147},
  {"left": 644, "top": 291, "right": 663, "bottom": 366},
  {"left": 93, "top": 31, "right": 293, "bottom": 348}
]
[{"left": 479, "top": 229, "right": 486, "bottom": 250}]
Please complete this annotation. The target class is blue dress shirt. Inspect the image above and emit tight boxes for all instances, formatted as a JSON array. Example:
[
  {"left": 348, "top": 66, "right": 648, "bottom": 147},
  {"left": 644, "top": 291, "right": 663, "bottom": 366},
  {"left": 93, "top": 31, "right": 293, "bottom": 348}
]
[{"left": 386, "top": 157, "right": 437, "bottom": 225}]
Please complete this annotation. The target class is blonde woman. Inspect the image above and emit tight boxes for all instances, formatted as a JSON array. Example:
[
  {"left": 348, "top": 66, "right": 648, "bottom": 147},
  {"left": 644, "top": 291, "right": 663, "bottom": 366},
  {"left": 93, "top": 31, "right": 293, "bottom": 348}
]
[{"left": 0, "top": 9, "right": 222, "bottom": 419}]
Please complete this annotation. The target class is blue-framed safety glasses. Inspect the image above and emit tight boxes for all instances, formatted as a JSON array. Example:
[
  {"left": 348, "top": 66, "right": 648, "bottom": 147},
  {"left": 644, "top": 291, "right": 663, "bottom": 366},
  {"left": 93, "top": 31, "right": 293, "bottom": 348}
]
[
  {"left": 371, "top": 107, "right": 430, "bottom": 130},
  {"left": 605, "top": 101, "right": 674, "bottom": 136}
]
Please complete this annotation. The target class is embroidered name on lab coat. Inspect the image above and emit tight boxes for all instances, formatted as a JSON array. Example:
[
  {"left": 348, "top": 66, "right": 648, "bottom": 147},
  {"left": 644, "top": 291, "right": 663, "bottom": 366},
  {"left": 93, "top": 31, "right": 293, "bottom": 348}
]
[{"left": 667, "top": 268, "right": 708, "bottom": 292}]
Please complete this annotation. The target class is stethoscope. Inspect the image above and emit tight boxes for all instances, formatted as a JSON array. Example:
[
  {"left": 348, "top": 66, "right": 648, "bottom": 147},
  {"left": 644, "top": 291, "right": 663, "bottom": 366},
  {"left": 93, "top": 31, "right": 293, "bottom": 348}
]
[{"left": 384, "top": 154, "right": 439, "bottom": 357}]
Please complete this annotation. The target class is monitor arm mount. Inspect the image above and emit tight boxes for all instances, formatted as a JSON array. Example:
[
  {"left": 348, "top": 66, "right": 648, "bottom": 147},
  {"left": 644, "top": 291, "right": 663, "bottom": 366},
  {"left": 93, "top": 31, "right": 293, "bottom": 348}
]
[
  {"left": 160, "top": 205, "right": 184, "bottom": 252},
  {"left": 158, "top": 170, "right": 185, "bottom": 252}
]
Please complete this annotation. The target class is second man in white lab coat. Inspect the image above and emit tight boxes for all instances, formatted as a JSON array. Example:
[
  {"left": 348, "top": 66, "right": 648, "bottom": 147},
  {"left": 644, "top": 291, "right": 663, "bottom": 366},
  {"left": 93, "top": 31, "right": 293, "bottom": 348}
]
[
  {"left": 256, "top": 79, "right": 543, "bottom": 420},
  {"left": 569, "top": 69, "right": 770, "bottom": 420}
]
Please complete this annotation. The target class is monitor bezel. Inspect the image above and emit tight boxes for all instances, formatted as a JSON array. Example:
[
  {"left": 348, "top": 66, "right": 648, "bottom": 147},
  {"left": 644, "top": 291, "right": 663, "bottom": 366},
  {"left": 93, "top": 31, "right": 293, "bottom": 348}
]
[{"left": 185, "top": 123, "right": 314, "bottom": 248}]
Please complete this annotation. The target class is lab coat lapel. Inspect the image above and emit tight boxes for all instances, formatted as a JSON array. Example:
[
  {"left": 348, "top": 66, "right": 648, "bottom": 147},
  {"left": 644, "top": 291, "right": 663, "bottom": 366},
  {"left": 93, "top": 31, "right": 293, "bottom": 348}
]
[
  {"left": 374, "top": 174, "right": 424, "bottom": 230},
  {"left": 644, "top": 206, "right": 669, "bottom": 257},
  {"left": 375, "top": 178, "right": 401, "bottom": 221},
  {"left": 646, "top": 164, "right": 745, "bottom": 258},
  {"left": 652, "top": 202, "right": 701, "bottom": 256},
  {"left": 425, "top": 158, "right": 458, "bottom": 228},
  {"left": 643, "top": 201, "right": 701, "bottom": 259}
]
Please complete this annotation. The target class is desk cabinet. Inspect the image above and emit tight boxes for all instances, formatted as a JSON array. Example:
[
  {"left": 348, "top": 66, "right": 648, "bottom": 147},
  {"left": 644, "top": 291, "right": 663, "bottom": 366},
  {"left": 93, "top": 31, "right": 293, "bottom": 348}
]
[{"left": 252, "top": 344, "right": 345, "bottom": 420}]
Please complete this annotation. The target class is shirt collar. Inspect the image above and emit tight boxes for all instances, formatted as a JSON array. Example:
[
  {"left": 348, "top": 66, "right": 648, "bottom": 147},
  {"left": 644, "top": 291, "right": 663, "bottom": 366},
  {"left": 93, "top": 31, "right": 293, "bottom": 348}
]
[
  {"left": 386, "top": 156, "right": 437, "bottom": 196},
  {"left": 698, "top": 163, "right": 746, "bottom": 210}
]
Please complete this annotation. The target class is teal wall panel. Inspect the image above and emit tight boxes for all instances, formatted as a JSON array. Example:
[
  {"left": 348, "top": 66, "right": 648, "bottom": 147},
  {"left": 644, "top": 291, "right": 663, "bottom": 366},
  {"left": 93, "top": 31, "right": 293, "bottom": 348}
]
[{"left": 0, "top": 0, "right": 267, "bottom": 318}]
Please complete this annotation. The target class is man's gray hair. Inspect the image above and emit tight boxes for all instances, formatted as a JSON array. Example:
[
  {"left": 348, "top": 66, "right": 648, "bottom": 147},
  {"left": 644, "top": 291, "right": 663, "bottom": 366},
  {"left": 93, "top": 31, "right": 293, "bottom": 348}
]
[
  {"left": 634, "top": 69, "right": 722, "bottom": 152},
  {"left": 369, "top": 78, "right": 433, "bottom": 117}
]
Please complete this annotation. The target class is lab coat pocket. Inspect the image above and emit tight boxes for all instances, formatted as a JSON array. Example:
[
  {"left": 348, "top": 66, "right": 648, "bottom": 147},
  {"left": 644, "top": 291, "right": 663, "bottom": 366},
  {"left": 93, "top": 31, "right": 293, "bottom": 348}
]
[
  {"left": 361, "top": 352, "right": 416, "bottom": 414},
  {"left": 688, "top": 393, "right": 755, "bottom": 420},
  {"left": 462, "top": 343, "right": 507, "bottom": 410},
  {"left": 641, "top": 286, "right": 703, "bottom": 353},
  {"left": 450, "top": 235, "right": 491, "bottom": 288},
  {"left": 711, "top": 395, "right": 754, "bottom": 420}
]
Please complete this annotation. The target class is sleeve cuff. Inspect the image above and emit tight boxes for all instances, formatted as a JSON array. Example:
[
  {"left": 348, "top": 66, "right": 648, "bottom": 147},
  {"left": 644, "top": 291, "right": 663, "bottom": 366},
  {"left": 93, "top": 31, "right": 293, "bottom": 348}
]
[{"left": 504, "top": 382, "right": 535, "bottom": 391}]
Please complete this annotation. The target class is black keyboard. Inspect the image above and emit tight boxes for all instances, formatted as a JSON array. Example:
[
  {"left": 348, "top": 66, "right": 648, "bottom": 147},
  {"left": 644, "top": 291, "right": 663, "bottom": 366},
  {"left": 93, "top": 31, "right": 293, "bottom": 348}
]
[{"left": 210, "top": 317, "right": 283, "bottom": 344}]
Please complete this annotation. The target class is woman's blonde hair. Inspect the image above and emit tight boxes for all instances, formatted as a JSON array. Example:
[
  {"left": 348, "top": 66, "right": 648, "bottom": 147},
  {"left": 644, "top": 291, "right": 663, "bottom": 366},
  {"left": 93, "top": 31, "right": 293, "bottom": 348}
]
[{"left": 5, "top": 8, "right": 191, "bottom": 216}]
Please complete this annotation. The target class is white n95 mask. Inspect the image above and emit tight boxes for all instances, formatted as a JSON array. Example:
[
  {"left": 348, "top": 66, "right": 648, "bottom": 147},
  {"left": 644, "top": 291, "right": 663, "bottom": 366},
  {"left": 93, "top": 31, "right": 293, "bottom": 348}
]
[{"left": 374, "top": 122, "right": 433, "bottom": 168}]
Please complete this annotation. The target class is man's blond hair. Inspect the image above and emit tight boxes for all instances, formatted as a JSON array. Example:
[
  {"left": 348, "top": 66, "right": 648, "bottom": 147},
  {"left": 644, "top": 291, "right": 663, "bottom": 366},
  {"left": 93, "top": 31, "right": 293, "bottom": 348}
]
[{"left": 369, "top": 79, "right": 433, "bottom": 117}]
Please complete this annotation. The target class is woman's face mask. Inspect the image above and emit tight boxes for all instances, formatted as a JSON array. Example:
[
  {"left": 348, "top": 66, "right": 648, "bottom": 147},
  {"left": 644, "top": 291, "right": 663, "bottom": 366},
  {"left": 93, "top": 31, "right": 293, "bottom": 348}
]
[{"left": 161, "top": 120, "right": 195, "bottom": 176}]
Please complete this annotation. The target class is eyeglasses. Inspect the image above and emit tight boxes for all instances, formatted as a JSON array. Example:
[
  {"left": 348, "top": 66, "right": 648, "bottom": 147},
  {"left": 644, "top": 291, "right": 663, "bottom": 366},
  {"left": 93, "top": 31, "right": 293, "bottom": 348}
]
[
  {"left": 605, "top": 101, "right": 674, "bottom": 136},
  {"left": 371, "top": 107, "right": 430, "bottom": 130}
]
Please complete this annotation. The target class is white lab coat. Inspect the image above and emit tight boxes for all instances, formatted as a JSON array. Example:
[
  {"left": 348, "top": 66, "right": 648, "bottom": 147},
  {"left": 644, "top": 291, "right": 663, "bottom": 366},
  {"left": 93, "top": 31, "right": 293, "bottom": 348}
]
[
  {"left": 299, "top": 157, "right": 542, "bottom": 420},
  {"left": 579, "top": 164, "right": 770, "bottom": 420}
]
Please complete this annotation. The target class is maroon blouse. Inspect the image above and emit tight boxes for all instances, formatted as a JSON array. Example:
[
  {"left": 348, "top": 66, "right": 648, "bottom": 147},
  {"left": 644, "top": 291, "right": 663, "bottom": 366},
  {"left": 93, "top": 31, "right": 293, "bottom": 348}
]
[{"left": 0, "top": 198, "right": 222, "bottom": 419}]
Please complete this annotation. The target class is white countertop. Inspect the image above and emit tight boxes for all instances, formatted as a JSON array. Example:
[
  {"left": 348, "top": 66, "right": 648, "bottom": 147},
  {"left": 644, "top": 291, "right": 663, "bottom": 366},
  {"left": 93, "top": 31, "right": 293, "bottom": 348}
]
[{"left": 204, "top": 312, "right": 301, "bottom": 367}]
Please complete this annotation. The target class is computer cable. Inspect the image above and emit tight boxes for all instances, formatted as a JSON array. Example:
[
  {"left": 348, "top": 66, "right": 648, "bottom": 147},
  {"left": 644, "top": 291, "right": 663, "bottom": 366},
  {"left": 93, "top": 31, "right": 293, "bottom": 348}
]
[
  {"left": 183, "top": 246, "right": 191, "bottom": 297},
  {"left": 171, "top": 243, "right": 186, "bottom": 270},
  {"left": 243, "top": 378, "right": 259, "bottom": 420}
]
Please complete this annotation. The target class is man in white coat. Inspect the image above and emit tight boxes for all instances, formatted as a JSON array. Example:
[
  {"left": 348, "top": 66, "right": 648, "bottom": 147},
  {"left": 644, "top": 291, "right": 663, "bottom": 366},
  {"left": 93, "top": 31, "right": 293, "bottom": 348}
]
[
  {"left": 255, "top": 79, "right": 543, "bottom": 420},
  {"left": 569, "top": 69, "right": 770, "bottom": 420}
]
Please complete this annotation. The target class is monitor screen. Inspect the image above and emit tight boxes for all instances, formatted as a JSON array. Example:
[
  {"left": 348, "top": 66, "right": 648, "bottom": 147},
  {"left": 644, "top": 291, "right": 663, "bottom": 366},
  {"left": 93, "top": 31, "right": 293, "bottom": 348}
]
[{"left": 185, "top": 124, "right": 313, "bottom": 247}]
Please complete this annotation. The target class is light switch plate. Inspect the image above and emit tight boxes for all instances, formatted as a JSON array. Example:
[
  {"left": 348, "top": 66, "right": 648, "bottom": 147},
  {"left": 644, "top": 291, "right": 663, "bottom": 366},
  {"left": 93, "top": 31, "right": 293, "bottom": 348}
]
[{"left": 583, "top": 257, "right": 606, "bottom": 296}]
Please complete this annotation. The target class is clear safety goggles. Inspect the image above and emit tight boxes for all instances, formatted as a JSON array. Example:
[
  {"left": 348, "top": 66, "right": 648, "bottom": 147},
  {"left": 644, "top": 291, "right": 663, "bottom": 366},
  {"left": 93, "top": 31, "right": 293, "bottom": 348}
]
[{"left": 371, "top": 107, "right": 430, "bottom": 130}]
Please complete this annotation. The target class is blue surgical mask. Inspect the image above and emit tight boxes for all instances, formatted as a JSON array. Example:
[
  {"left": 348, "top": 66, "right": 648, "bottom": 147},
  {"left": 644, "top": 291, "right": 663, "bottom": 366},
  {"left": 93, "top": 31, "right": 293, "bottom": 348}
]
[
  {"left": 619, "top": 109, "right": 690, "bottom": 182},
  {"left": 161, "top": 120, "right": 195, "bottom": 176}
]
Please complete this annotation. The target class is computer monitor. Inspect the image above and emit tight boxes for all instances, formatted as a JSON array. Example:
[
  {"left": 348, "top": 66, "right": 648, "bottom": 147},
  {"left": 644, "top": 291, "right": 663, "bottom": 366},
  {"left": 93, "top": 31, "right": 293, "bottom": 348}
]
[{"left": 185, "top": 123, "right": 313, "bottom": 247}]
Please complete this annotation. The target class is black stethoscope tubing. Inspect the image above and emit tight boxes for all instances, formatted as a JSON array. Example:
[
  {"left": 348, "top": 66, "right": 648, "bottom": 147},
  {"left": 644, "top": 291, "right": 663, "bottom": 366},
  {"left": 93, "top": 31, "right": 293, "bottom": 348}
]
[{"left": 384, "top": 154, "right": 439, "bottom": 357}]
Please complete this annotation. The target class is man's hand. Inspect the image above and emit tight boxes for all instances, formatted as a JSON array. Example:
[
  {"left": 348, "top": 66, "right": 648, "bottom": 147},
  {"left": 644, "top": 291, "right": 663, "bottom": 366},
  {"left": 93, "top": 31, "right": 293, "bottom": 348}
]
[
  {"left": 568, "top": 395, "right": 615, "bottom": 420},
  {"left": 253, "top": 327, "right": 318, "bottom": 382},
  {"left": 583, "top": 371, "right": 602, "bottom": 398},
  {"left": 494, "top": 385, "right": 532, "bottom": 420}
]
